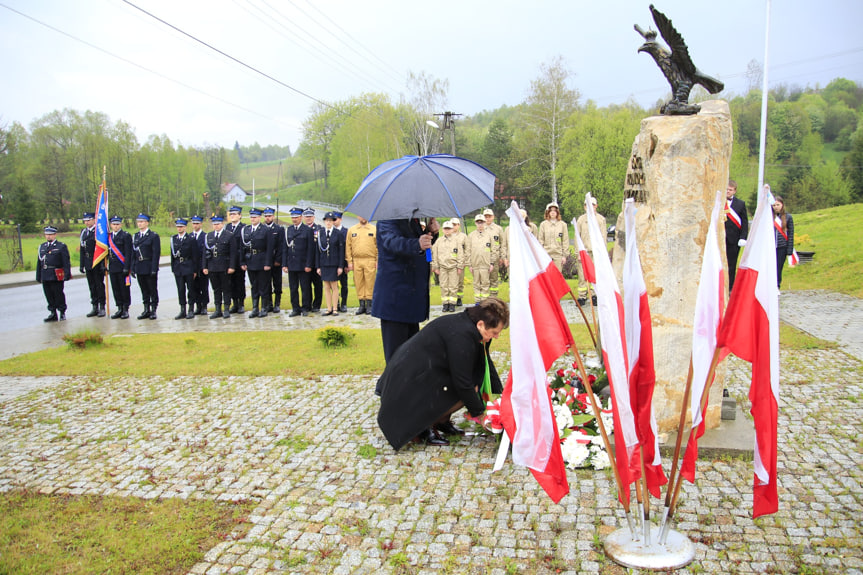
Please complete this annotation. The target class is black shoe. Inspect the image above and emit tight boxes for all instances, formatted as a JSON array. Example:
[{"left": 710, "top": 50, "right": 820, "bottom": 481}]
[
  {"left": 311, "top": 307, "right": 320, "bottom": 313},
  {"left": 58, "top": 311, "right": 66, "bottom": 321},
  {"left": 137, "top": 305, "right": 151, "bottom": 320},
  {"left": 209, "top": 307, "right": 222, "bottom": 319},
  {"left": 149, "top": 307, "right": 157, "bottom": 320},
  {"left": 97, "top": 304, "right": 106, "bottom": 317},
  {"left": 591, "top": 295, "right": 597, "bottom": 306},
  {"left": 577, "top": 298, "right": 587, "bottom": 306},
  {"left": 322, "top": 310, "right": 333, "bottom": 316},
  {"left": 86, "top": 305, "right": 99, "bottom": 317},
  {"left": 111, "top": 308, "right": 123, "bottom": 319},
  {"left": 339, "top": 304, "right": 348, "bottom": 313},
  {"left": 229, "top": 305, "right": 238, "bottom": 314},
  {"left": 249, "top": 308, "right": 260, "bottom": 318},
  {"left": 289, "top": 309, "right": 301, "bottom": 317},
  {"left": 435, "top": 420, "right": 465, "bottom": 436},
  {"left": 456, "top": 298, "right": 462, "bottom": 307},
  {"left": 301, "top": 310, "right": 309, "bottom": 317},
  {"left": 259, "top": 308, "right": 268, "bottom": 318},
  {"left": 186, "top": 308, "right": 195, "bottom": 319},
  {"left": 418, "top": 428, "right": 449, "bottom": 446},
  {"left": 44, "top": 311, "right": 58, "bottom": 322},
  {"left": 175, "top": 306, "right": 187, "bottom": 320},
  {"left": 223, "top": 309, "right": 231, "bottom": 319},
  {"left": 237, "top": 306, "right": 245, "bottom": 314},
  {"left": 355, "top": 305, "right": 366, "bottom": 315},
  {"left": 120, "top": 306, "right": 129, "bottom": 319}
]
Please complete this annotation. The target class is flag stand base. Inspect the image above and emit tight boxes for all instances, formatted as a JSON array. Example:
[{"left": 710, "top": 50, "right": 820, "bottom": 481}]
[{"left": 604, "top": 525, "right": 694, "bottom": 570}]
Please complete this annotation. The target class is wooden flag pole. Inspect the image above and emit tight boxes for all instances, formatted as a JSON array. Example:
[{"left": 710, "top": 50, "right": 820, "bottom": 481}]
[{"left": 658, "top": 358, "right": 694, "bottom": 532}]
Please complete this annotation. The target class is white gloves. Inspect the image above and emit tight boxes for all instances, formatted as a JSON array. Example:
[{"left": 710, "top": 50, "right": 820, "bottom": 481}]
[{"left": 738, "top": 239, "right": 747, "bottom": 247}]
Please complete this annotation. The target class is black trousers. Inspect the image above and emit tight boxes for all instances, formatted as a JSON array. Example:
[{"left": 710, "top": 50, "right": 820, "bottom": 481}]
[
  {"left": 338, "top": 269, "right": 349, "bottom": 306},
  {"left": 375, "top": 319, "right": 420, "bottom": 395},
  {"left": 175, "top": 273, "right": 195, "bottom": 306},
  {"left": 85, "top": 268, "right": 106, "bottom": 305},
  {"left": 209, "top": 271, "right": 231, "bottom": 307},
  {"left": 776, "top": 248, "right": 787, "bottom": 289},
  {"left": 137, "top": 273, "right": 159, "bottom": 306},
  {"left": 194, "top": 272, "right": 209, "bottom": 305},
  {"left": 726, "top": 243, "right": 741, "bottom": 292},
  {"left": 309, "top": 271, "right": 322, "bottom": 310},
  {"left": 288, "top": 270, "right": 311, "bottom": 311},
  {"left": 247, "top": 269, "right": 271, "bottom": 303},
  {"left": 270, "top": 265, "right": 283, "bottom": 297},
  {"left": 42, "top": 280, "right": 67, "bottom": 312},
  {"left": 109, "top": 272, "right": 131, "bottom": 307},
  {"left": 231, "top": 269, "right": 246, "bottom": 304}
]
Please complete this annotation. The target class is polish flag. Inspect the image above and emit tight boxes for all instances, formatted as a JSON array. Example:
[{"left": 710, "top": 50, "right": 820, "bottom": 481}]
[
  {"left": 573, "top": 224, "right": 596, "bottom": 284},
  {"left": 622, "top": 198, "right": 667, "bottom": 498},
  {"left": 498, "top": 201, "right": 574, "bottom": 503},
  {"left": 787, "top": 250, "right": 799, "bottom": 267},
  {"left": 717, "top": 184, "right": 780, "bottom": 518},
  {"left": 585, "top": 193, "right": 639, "bottom": 505},
  {"left": 681, "top": 190, "right": 726, "bottom": 483}
]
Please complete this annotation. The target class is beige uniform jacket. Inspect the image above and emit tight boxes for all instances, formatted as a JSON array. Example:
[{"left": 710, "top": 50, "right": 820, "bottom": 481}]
[
  {"left": 345, "top": 222, "right": 377, "bottom": 264},
  {"left": 432, "top": 233, "right": 465, "bottom": 271},
  {"left": 538, "top": 219, "right": 569, "bottom": 259}
]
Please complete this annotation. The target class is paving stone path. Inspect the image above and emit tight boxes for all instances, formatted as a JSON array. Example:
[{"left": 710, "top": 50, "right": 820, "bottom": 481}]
[{"left": 0, "top": 294, "right": 861, "bottom": 574}]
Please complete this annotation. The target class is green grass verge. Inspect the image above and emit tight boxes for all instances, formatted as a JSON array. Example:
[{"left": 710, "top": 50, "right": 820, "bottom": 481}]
[
  {"left": 779, "top": 323, "right": 838, "bottom": 351},
  {"left": 0, "top": 490, "right": 254, "bottom": 574}
]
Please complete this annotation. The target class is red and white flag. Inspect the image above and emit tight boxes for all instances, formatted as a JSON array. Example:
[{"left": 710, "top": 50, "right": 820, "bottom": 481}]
[
  {"left": 585, "top": 193, "right": 639, "bottom": 505},
  {"left": 498, "top": 201, "right": 574, "bottom": 503},
  {"left": 787, "top": 250, "right": 800, "bottom": 267},
  {"left": 681, "top": 190, "right": 726, "bottom": 483},
  {"left": 574, "top": 224, "right": 596, "bottom": 284},
  {"left": 622, "top": 198, "right": 667, "bottom": 498},
  {"left": 716, "top": 184, "right": 780, "bottom": 518}
]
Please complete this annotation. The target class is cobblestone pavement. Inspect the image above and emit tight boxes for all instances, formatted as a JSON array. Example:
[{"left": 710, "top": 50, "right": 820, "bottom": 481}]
[
  {"left": 0, "top": 296, "right": 862, "bottom": 574},
  {"left": 779, "top": 290, "right": 863, "bottom": 361}
]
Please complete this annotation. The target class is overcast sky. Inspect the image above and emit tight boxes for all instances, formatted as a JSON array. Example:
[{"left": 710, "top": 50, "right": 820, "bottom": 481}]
[{"left": 2, "top": 0, "right": 861, "bottom": 153}]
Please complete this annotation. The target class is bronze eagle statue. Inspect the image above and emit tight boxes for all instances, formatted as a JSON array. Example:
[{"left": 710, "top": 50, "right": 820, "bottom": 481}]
[{"left": 635, "top": 5, "right": 724, "bottom": 115}]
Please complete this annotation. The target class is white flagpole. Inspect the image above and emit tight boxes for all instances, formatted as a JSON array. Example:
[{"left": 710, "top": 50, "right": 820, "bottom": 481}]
[{"left": 757, "top": 0, "right": 771, "bottom": 192}]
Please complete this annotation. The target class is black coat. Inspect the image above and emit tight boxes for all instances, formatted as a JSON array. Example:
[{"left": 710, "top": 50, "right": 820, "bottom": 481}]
[
  {"left": 314, "top": 228, "right": 345, "bottom": 270},
  {"left": 107, "top": 230, "right": 132, "bottom": 274},
  {"left": 267, "top": 222, "right": 284, "bottom": 266},
  {"left": 239, "top": 224, "right": 275, "bottom": 270},
  {"left": 36, "top": 241, "right": 71, "bottom": 283},
  {"left": 377, "top": 311, "right": 502, "bottom": 450},
  {"left": 204, "top": 229, "right": 238, "bottom": 273},
  {"left": 284, "top": 224, "right": 314, "bottom": 271},
  {"left": 79, "top": 226, "right": 104, "bottom": 272},
  {"left": 131, "top": 230, "right": 161, "bottom": 275},
  {"left": 170, "top": 233, "right": 200, "bottom": 276},
  {"left": 192, "top": 230, "right": 207, "bottom": 271},
  {"left": 725, "top": 195, "right": 749, "bottom": 246}
]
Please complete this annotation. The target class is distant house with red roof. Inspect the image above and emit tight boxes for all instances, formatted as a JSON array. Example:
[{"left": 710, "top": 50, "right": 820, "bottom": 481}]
[{"left": 222, "top": 183, "right": 248, "bottom": 204}]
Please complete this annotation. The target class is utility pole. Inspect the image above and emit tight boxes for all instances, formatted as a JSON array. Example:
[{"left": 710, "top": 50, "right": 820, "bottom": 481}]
[{"left": 433, "top": 111, "right": 461, "bottom": 155}]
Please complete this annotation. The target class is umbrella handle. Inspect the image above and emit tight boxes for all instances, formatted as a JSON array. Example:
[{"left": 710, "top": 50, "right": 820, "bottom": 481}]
[{"left": 425, "top": 248, "right": 432, "bottom": 263}]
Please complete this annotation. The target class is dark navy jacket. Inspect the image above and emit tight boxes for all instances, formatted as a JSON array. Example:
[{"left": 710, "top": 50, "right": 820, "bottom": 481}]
[
  {"left": 314, "top": 227, "right": 346, "bottom": 270},
  {"left": 131, "top": 230, "right": 161, "bottom": 275},
  {"left": 170, "top": 233, "right": 200, "bottom": 276},
  {"left": 239, "top": 224, "right": 274, "bottom": 271},
  {"left": 107, "top": 230, "right": 132, "bottom": 274},
  {"left": 284, "top": 223, "right": 314, "bottom": 271},
  {"left": 203, "top": 229, "right": 238, "bottom": 273},
  {"left": 36, "top": 241, "right": 72, "bottom": 283}
]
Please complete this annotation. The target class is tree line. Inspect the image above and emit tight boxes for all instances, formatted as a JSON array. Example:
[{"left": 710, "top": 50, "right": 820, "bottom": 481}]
[{"left": 1, "top": 58, "right": 860, "bottom": 233}]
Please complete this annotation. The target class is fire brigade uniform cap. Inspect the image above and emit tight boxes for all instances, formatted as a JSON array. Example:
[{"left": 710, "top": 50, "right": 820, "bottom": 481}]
[
  {"left": 483, "top": 208, "right": 494, "bottom": 216},
  {"left": 323, "top": 211, "right": 337, "bottom": 221},
  {"left": 210, "top": 215, "right": 224, "bottom": 223},
  {"left": 290, "top": 207, "right": 303, "bottom": 216},
  {"left": 249, "top": 208, "right": 263, "bottom": 216},
  {"left": 262, "top": 207, "right": 275, "bottom": 215},
  {"left": 191, "top": 215, "right": 203, "bottom": 223},
  {"left": 442, "top": 220, "right": 454, "bottom": 229},
  {"left": 175, "top": 218, "right": 188, "bottom": 226},
  {"left": 136, "top": 213, "right": 150, "bottom": 221},
  {"left": 83, "top": 212, "right": 95, "bottom": 220},
  {"left": 228, "top": 206, "right": 242, "bottom": 213},
  {"left": 44, "top": 226, "right": 58, "bottom": 234},
  {"left": 110, "top": 215, "right": 122, "bottom": 223},
  {"left": 303, "top": 208, "right": 315, "bottom": 217},
  {"left": 474, "top": 213, "right": 485, "bottom": 222}
]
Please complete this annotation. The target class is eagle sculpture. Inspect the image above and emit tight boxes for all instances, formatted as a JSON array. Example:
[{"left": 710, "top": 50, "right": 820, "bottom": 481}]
[{"left": 635, "top": 5, "right": 724, "bottom": 115}]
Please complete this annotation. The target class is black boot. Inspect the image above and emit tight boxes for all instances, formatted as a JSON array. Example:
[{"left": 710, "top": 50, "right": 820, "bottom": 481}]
[
  {"left": 229, "top": 300, "right": 238, "bottom": 314},
  {"left": 137, "top": 304, "right": 151, "bottom": 320},
  {"left": 249, "top": 298, "right": 260, "bottom": 318},
  {"left": 209, "top": 304, "right": 222, "bottom": 319},
  {"left": 273, "top": 294, "right": 281, "bottom": 313},
  {"left": 355, "top": 300, "right": 366, "bottom": 315},
  {"left": 456, "top": 297, "right": 462, "bottom": 307},
  {"left": 186, "top": 304, "right": 195, "bottom": 319},
  {"left": 149, "top": 305, "right": 158, "bottom": 320},
  {"left": 44, "top": 310, "right": 58, "bottom": 322},
  {"left": 175, "top": 306, "right": 187, "bottom": 320},
  {"left": 223, "top": 306, "right": 231, "bottom": 319},
  {"left": 120, "top": 305, "right": 129, "bottom": 319},
  {"left": 86, "top": 304, "right": 99, "bottom": 317},
  {"left": 58, "top": 310, "right": 66, "bottom": 321},
  {"left": 259, "top": 300, "right": 268, "bottom": 318},
  {"left": 111, "top": 306, "right": 123, "bottom": 319},
  {"left": 416, "top": 428, "right": 449, "bottom": 446},
  {"left": 289, "top": 309, "right": 301, "bottom": 317},
  {"left": 236, "top": 297, "right": 245, "bottom": 313},
  {"left": 97, "top": 303, "right": 106, "bottom": 317}
]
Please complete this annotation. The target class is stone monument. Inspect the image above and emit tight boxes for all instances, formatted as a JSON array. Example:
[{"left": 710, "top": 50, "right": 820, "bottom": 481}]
[{"left": 614, "top": 99, "right": 733, "bottom": 433}]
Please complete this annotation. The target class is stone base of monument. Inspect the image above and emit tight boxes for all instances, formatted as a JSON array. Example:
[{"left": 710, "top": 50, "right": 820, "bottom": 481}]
[{"left": 604, "top": 524, "right": 694, "bottom": 571}]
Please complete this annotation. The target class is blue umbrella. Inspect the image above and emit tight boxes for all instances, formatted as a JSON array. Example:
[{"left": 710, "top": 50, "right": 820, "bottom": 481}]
[{"left": 344, "top": 154, "right": 496, "bottom": 221}]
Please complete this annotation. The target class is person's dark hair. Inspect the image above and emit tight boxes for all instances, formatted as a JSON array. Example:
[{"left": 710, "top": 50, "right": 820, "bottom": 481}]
[
  {"left": 773, "top": 194, "right": 788, "bottom": 231},
  {"left": 466, "top": 296, "right": 509, "bottom": 329}
]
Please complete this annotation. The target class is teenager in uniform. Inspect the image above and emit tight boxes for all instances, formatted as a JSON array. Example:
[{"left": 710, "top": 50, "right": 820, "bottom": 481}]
[
  {"left": 79, "top": 212, "right": 106, "bottom": 317},
  {"left": 284, "top": 207, "right": 314, "bottom": 317},
  {"left": 263, "top": 207, "right": 284, "bottom": 313},
  {"left": 465, "top": 213, "right": 494, "bottom": 303},
  {"left": 482, "top": 208, "right": 506, "bottom": 298},
  {"left": 225, "top": 206, "right": 246, "bottom": 313},
  {"left": 345, "top": 216, "right": 377, "bottom": 315},
  {"left": 131, "top": 213, "right": 161, "bottom": 319},
  {"left": 431, "top": 219, "right": 464, "bottom": 312},
  {"left": 107, "top": 215, "right": 132, "bottom": 319},
  {"left": 190, "top": 215, "right": 210, "bottom": 315},
  {"left": 450, "top": 219, "right": 468, "bottom": 307},
  {"left": 315, "top": 211, "right": 345, "bottom": 316},
  {"left": 538, "top": 202, "right": 568, "bottom": 271},
  {"left": 303, "top": 208, "right": 323, "bottom": 312},
  {"left": 170, "top": 218, "right": 199, "bottom": 320},
  {"left": 240, "top": 208, "right": 275, "bottom": 318},
  {"left": 36, "top": 226, "right": 71, "bottom": 322},
  {"left": 202, "top": 215, "right": 237, "bottom": 319}
]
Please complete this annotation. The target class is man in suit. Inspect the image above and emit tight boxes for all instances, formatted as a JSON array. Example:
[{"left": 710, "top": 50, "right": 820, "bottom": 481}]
[
  {"left": 189, "top": 215, "right": 210, "bottom": 315},
  {"left": 240, "top": 208, "right": 275, "bottom": 318},
  {"left": 131, "top": 213, "right": 161, "bottom": 319},
  {"left": 170, "top": 218, "right": 200, "bottom": 320},
  {"left": 107, "top": 215, "right": 132, "bottom": 319},
  {"left": 724, "top": 179, "right": 749, "bottom": 292},
  {"left": 36, "top": 226, "right": 72, "bottom": 322},
  {"left": 202, "top": 215, "right": 237, "bottom": 319},
  {"left": 225, "top": 206, "right": 246, "bottom": 313},
  {"left": 263, "top": 207, "right": 284, "bottom": 313},
  {"left": 303, "top": 208, "right": 323, "bottom": 312},
  {"left": 284, "top": 207, "right": 314, "bottom": 317},
  {"left": 79, "top": 212, "right": 106, "bottom": 317}
]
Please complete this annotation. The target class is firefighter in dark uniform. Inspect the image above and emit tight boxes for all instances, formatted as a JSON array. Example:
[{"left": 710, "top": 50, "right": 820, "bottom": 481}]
[
  {"left": 334, "top": 212, "right": 350, "bottom": 312},
  {"left": 131, "top": 213, "right": 161, "bottom": 320},
  {"left": 190, "top": 215, "right": 210, "bottom": 315},
  {"left": 284, "top": 206, "right": 314, "bottom": 317},
  {"left": 79, "top": 212, "right": 106, "bottom": 317},
  {"left": 170, "top": 218, "right": 200, "bottom": 320},
  {"left": 36, "top": 226, "right": 72, "bottom": 322},
  {"left": 240, "top": 207, "right": 275, "bottom": 318},
  {"left": 225, "top": 206, "right": 246, "bottom": 313},
  {"left": 303, "top": 207, "right": 324, "bottom": 312},
  {"left": 203, "top": 215, "right": 237, "bottom": 319},
  {"left": 107, "top": 215, "right": 132, "bottom": 319},
  {"left": 263, "top": 207, "right": 285, "bottom": 313}
]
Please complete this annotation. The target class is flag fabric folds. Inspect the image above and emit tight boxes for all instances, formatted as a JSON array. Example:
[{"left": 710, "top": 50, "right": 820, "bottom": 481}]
[
  {"left": 498, "top": 201, "right": 573, "bottom": 503},
  {"left": 681, "top": 190, "right": 726, "bottom": 483},
  {"left": 716, "top": 184, "right": 780, "bottom": 518},
  {"left": 585, "top": 193, "right": 639, "bottom": 506},
  {"left": 92, "top": 179, "right": 110, "bottom": 266},
  {"left": 622, "top": 198, "right": 667, "bottom": 498},
  {"left": 574, "top": 226, "right": 596, "bottom": 284}
]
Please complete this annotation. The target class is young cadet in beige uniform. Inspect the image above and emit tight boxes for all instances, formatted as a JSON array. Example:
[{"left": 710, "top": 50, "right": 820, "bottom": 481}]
[
  {"left": 482, "top": 208, "right": 507, "bottom": 298},
  {"left": 431, "top": 219, "right": 464, "bottom": 312},
  {"left": 450, "top": 218, "right": 468, "bottom": 307},
  {"left": 575, "top": 196, "right": 606, "bottom": 304},
  {"left": 346, "top": 216, "right": 377, "bottom": 315},
  {"left": 538, "top": 202, "right": 569, "bottom": 271},
  {"left": 465, "top": 213, "right": 494, "bottom": 303}
]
